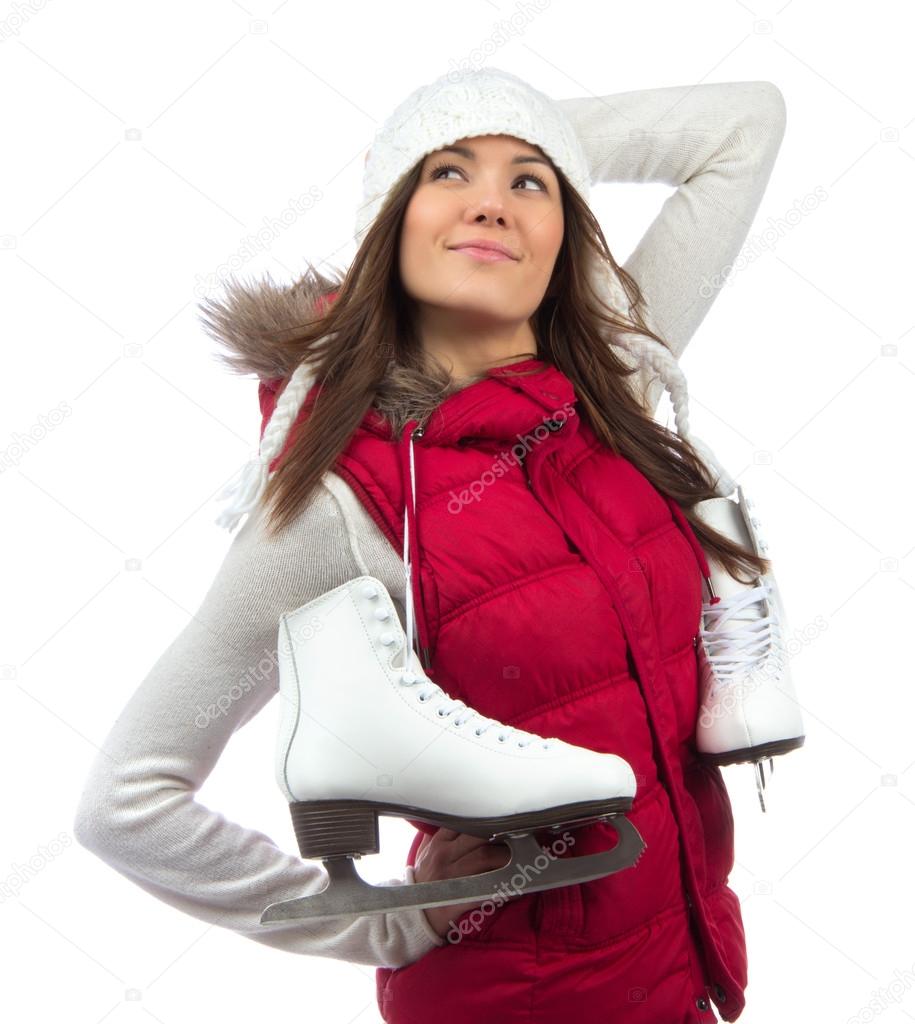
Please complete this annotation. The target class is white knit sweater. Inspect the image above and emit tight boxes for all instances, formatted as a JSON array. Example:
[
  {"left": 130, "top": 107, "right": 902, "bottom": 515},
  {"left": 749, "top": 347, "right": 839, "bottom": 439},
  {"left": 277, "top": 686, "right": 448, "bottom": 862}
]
[{"left": 72, "top": 80, "right": 787, "bottom": 969}]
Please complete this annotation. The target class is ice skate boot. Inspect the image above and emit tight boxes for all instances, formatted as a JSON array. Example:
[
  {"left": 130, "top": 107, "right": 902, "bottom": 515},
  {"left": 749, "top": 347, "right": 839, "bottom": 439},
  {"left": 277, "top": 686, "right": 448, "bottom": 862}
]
[
  {"left": 692, "top": 485, "right": 805, "bottom": 811},
  {"left": 260, "top": 574, "right": 645, "bottom": 925}
]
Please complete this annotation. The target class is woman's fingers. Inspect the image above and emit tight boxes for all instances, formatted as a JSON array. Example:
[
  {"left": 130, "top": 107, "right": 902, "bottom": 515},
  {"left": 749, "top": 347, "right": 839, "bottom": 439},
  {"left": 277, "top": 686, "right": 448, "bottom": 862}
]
[
  {"left": 415, "top": 829, "right": 512, "bottom": 884},
  {"left": 450, "top": 836, "right": 511, "bottom": 869}
]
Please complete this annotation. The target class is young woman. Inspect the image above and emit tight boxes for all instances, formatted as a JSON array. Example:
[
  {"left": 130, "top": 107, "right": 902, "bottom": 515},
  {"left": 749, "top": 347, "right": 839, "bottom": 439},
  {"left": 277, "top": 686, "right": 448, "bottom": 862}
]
[{"left": 74, "top": 68, "right": 787, "bottom": 1023}]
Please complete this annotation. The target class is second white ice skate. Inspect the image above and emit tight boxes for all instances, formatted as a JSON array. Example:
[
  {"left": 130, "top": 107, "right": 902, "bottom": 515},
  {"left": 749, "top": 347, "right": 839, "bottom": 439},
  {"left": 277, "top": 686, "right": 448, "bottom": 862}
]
[{"left": 692, "top": 485, "right": 806, "bottom": 811}]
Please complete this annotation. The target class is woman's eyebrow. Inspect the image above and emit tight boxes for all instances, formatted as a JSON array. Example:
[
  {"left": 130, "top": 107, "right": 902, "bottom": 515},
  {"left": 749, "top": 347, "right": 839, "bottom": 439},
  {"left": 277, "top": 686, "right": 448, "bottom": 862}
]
[{"left": 435, "top": 144, "right": 552, "bottom": 169}]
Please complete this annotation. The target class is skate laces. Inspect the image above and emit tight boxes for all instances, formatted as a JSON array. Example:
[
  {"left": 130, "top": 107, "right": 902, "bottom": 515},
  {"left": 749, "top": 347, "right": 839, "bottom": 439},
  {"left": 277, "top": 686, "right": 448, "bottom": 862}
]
[
  {"left": 399, "top": 666, "right": 550, "bottom": 748},
  {"left": 361, "top": 581, "right": 553, "bottom": 749},
  {"left": 700, "top": 581, "right": 783, "bottom": 691}
]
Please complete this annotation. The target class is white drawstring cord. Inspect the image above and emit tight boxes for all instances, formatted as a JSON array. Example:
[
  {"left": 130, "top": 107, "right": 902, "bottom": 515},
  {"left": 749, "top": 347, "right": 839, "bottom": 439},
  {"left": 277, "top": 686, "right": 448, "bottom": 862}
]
[{"left": 402, "top": 428, "right": 421, "bottom": 674}]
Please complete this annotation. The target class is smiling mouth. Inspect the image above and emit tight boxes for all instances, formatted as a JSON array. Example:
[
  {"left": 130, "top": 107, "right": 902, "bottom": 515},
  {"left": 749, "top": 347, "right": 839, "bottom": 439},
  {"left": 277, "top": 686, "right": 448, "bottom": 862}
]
[{"left": 449, "top": 246, "right": 517, "bottom": 263}]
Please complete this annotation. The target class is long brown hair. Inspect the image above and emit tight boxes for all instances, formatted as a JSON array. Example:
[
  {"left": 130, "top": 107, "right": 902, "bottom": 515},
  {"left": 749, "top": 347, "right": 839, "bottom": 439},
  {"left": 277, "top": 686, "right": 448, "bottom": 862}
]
[{"left": 247, "top": 160, "right": 769, "bottom": 585}]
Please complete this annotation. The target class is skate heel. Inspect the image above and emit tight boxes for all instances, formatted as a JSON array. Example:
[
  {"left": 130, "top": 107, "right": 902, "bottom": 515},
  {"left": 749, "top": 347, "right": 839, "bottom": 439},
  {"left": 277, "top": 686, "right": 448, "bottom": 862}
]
[{"left": 290, "top": 801, "right": 379, "bottom": 860}]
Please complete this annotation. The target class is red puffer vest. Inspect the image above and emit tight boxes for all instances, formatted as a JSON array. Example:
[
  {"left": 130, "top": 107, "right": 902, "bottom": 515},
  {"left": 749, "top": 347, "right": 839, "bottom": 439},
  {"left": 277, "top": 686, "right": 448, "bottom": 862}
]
[{"left": 259, "top": 358, "right": 748, "bottom": 1023}]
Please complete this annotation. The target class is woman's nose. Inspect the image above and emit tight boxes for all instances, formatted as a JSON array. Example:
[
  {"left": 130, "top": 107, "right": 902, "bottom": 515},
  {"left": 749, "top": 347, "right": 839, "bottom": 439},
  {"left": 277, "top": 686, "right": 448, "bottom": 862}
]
[{"left": 462, "top": 192, "right": 511, "bottom": 224}]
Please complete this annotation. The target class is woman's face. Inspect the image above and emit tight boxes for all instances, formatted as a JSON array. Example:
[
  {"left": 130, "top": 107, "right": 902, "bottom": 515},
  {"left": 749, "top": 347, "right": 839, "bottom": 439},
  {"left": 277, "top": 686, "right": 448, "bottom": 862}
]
[{"left": 399, "top": 134, "right": 564, "bottom": 327}]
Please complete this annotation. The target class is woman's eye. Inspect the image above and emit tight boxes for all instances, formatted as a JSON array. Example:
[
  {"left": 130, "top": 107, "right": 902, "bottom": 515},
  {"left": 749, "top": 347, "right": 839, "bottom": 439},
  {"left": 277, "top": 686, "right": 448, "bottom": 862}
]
[
  {"left": 514, "top": 174, "right": 548, "bottom": 191},
  {"left": 429, "top": 161, "right": 548, "bottom": 193},
  {"left": 430, "top": 163, "right": 463, "bottom": 182}
]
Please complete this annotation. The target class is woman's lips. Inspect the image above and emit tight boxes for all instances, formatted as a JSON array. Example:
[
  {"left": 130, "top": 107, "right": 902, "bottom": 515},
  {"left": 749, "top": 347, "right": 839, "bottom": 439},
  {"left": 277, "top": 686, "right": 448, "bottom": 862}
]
[{"left": 449, "top": 246, "right": 516, "bottom": 263}]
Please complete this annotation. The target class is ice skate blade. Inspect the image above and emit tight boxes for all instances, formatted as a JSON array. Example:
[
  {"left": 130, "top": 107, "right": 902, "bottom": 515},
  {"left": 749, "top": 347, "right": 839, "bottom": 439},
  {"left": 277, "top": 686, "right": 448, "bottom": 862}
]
[
  {"left": 260, "top": 815, "right": 645, "bottom": 924},
  {"left": 698, "top": 735, "right": 804, "bottom": 767}
]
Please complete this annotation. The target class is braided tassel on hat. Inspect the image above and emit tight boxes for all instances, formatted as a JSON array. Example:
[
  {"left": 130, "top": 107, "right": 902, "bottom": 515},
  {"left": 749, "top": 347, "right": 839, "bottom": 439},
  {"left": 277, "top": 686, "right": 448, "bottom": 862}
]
[
  {"left": 590, "top": 260, "right": 737, "bottom": 499},
  {"left": 214, "top": 361, "right": 315, "bottom": 532},
  {"left": 629, "top": 335, "right": 738, "bottom": 498}
]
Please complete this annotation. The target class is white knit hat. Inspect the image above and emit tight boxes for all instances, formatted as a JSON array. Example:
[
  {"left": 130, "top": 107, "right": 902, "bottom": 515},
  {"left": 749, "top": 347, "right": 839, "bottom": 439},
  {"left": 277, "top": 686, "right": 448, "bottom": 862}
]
[
  {"left": 213, "top": 67, "right": 735, "bottom": 532},
  {"left": 354, "top": 66, "right": 592, "bottom": 247}
]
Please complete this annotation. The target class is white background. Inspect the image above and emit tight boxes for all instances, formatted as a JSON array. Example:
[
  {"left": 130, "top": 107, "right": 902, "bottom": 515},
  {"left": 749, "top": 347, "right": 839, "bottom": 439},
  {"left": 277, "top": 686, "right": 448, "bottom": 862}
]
[{"left": 2, "top": 1, "right": 912, "bottom": 1021}]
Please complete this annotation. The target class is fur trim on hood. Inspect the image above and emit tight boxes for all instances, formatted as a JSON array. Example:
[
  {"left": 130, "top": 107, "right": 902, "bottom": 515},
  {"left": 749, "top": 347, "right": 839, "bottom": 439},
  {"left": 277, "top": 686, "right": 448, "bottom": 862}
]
[{"left": 196, "top": 267, "right": 343, "bottom": 382}]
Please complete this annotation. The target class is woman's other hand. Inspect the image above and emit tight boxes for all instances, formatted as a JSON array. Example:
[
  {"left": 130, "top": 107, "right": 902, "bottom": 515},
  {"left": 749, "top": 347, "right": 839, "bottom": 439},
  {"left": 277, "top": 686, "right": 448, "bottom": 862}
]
[{"left": 412, "top": 827, "right": 512, "bottom": 939}]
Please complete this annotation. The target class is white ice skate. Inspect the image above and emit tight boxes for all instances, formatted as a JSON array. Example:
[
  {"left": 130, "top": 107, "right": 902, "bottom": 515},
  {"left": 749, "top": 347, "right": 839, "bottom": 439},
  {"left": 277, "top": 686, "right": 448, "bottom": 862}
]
[
  {"left": 259, "top": 574, "right": 646, "bottom": 924},
  {"left": 692, "top": 484, "right": 805, "bottom": 812}
]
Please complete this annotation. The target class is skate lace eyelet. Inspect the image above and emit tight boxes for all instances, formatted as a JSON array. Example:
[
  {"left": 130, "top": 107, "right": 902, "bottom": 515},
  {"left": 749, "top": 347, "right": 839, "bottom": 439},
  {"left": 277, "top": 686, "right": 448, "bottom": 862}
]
[
  {"left": 380, "top": 633, "right": 394, "bottom": 645},
  {"left": 474, "top": 729, "right": 483, "bottom": 736},
  {"left": 497, "top": 735, "right": 506, "bottom": 743},
  {"left": 362, "top": 584, "right": 379, "bottom": 599},
  {"left": 436, "top": 708, "right": 447, "bottom": 718},
  {"left": 375, "top": 608, "right": 391, "bottom": 621}
]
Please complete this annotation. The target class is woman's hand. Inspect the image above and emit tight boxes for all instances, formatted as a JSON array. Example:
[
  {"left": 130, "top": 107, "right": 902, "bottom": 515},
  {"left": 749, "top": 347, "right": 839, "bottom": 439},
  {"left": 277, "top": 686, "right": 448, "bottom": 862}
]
[{"left": 412, "top": 827, "right": 512, "bottom": 939}]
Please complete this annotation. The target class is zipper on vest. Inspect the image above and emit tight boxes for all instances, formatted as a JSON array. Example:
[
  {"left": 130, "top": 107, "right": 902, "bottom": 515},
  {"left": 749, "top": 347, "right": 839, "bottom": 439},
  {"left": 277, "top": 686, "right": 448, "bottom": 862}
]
[{"left": 405, "top": 423, "right": 432, "bottom": 672}]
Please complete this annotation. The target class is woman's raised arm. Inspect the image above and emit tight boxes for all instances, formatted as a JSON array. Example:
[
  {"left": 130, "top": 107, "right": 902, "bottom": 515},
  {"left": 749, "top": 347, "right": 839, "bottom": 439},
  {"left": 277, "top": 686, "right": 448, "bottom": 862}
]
[{"left": 557, "top": 80, "right": 787, "bottom": 414}]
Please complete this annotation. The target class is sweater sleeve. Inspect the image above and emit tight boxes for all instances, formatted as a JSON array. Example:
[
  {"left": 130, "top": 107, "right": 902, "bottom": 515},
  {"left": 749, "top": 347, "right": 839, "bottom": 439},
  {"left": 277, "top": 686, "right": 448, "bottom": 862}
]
[
  {"left": 72, "top": 485, "right": 445, "bottom": 967},
  {"left": 556, "top": 81, "right": 787, "bottom": 414}
]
